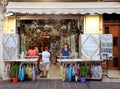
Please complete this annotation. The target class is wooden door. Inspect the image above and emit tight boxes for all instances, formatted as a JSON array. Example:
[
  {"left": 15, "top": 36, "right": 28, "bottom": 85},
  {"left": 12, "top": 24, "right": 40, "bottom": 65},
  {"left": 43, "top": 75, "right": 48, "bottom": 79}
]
[{"left": 103, "top": 24, "right": 120, "bottom": 70}]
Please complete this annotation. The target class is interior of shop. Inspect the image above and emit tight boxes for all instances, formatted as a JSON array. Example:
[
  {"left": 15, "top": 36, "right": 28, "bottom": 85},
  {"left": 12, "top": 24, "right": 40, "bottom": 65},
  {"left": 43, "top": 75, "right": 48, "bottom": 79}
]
[{"left": 17, "top": 14, "right": 84, "bottom": 79}]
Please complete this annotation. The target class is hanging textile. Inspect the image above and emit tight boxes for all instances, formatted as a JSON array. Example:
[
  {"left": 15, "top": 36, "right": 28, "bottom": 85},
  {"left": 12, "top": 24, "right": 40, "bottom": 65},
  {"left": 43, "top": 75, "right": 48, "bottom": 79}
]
[
  {"left": 18, "top": 63, "right": 25, "bottom": 81},
  {"left": 3, "top": 34, "right": 19, "bottom": 60},
  {"left": 62, "top": 64, "right": 68, "bottom": 81},
  {"left": 80, "top": 34, "right": 100, "bottom": 60},
  {"left": 32, "top": 64, "right": 36, "bottom": 81},
  {"left": 101, "top": 34, "right": 113, "bottom": 60},
  {"left": 25, "top": 65, "right": 32, "bottom": 78},
  {"left": 91, "top": 64, "right": 102, "bottom": 79},
  {"left": 60, "top": 64, "right": 63, "bottom": 76},
  {"left": 67, "top": 65, "right": 73, "bottom": 81},
  {"left": 75, "top": 63, "right": 79, "bottom": 82},
  {"left": 72, "top": 65, "right": 75, "bottom": 76},
  {"left": 3, "top": 63, "right": 11, "bottom": 80}
]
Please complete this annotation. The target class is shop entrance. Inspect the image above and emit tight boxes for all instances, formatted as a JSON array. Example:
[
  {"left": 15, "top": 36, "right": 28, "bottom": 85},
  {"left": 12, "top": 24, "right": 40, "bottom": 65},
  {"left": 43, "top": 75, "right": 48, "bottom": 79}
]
[{"left": 17, "top": 15, "right": 83, "bottom": 79}]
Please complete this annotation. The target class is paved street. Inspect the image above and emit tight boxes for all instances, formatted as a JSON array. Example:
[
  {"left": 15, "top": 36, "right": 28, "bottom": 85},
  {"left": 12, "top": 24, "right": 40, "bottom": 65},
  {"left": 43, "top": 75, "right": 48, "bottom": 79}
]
[{"left": 0, "top": 79, "right": 120, "bottom": 89}]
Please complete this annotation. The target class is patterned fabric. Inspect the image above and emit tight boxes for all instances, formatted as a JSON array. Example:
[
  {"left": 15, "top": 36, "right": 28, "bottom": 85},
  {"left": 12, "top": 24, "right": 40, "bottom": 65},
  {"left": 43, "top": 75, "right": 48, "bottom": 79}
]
[
  {"left": 80, "top": 34, "right": 100, "bottom": 60},
  {"left": 91, "top": 65, "right": 102, "bottom": 79},
  {"left": 3, "top": 34, "right": 19, "bottom": 60}
]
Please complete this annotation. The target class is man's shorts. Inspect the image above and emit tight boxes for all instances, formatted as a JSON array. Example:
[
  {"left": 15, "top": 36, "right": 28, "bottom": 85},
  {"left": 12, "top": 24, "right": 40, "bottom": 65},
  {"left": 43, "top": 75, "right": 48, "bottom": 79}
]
[{"left": 41, "top": 62, "right": 50, "bottom": 71}]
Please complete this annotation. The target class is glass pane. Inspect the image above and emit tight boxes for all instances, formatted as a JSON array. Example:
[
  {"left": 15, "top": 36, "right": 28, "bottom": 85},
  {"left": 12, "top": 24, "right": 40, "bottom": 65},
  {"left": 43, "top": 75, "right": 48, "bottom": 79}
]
[
  {"left": 113, "top": 58, "right": 118, "bottom": 67},
  {"left": 113, "top": 37, "right": 118, "bottom": 46},
  {"left": 104, "top": 27, "right": 109, "bottom": 34}
]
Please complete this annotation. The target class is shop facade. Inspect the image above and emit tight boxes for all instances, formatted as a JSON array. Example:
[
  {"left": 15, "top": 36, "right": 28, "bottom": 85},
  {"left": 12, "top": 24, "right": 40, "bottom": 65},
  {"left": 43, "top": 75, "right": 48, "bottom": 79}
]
[{"left": 0, "top": 2, "right": 120, "bottom": 80}]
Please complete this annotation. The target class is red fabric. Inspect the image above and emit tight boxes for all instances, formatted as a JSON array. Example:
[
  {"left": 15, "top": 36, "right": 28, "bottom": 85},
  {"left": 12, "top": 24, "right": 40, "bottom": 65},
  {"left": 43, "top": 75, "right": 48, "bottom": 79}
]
[{"left": 27, "top": 49, "right": 38, "bottom": 56}]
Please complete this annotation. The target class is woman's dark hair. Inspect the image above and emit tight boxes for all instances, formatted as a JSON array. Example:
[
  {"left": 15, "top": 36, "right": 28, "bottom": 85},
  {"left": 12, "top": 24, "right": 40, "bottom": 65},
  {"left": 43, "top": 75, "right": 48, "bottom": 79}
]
[
  {"left": 64, "top": 43, "right": 69, "bottom": 48},
  {"left": 29, "top": 43, "right": 35, "bottom": 49}
]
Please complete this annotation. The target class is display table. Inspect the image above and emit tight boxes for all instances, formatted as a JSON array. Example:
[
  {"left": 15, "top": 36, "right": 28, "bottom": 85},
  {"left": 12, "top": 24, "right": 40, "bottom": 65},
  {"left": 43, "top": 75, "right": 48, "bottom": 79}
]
[
  {"left": 4, "top": 58, "right": 38, "bottom": 63},
  {"left": 57, "top": 58, "right": 103, "bottom": 82},
  {"left": 57, "top": 58, "right": 102, "bottom": 63},
  {"left": 3, "top": 57, "right": 39, "bottom": 82},
  {"left": 4, "top": 56, "right": 39, "bottom": 63}
]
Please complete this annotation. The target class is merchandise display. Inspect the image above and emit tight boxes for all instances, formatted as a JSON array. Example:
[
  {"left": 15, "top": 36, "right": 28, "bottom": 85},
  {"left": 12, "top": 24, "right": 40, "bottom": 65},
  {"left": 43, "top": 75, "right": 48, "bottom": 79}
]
[
  {"left": 59, "top": 61, "right": 102, "bottom": 82},
  {"left": 4, "top": 58, "right": 38, "bottom": 82}
]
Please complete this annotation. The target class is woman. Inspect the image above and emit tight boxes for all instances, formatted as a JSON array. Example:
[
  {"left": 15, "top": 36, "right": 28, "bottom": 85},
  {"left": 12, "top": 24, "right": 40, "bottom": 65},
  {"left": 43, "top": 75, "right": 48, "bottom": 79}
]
[
  {"left": 27, "top": 44, "right": 38, "bottom": 57},
  {"left": 60, "top": 43, "right": 71, "bottom": 58}
]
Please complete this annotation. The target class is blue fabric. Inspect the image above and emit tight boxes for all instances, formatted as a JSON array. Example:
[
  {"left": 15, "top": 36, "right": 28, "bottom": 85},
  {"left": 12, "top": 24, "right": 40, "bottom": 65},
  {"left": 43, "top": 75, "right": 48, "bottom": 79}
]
[
  {"left": 62, "top": 48, "right": 70, "bottom": 56},
  {"left": 67, "top": 66, "right": 73, "bottom": 81},
  {"left": 18, "top": 65, "right": 25, "bottom": 81}
]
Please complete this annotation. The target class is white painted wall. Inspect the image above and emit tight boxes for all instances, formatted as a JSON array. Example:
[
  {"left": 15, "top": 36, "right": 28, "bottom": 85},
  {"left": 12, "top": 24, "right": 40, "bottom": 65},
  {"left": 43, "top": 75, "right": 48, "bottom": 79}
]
[
  {"left": 84, "top": 15, "right": 102, "bottom": 34},
  {"left": 0, "top": 4, "right": 4, "bottom": 79},
  {"left": 4, "top": 16, "right": 16, "bottom": 34}
]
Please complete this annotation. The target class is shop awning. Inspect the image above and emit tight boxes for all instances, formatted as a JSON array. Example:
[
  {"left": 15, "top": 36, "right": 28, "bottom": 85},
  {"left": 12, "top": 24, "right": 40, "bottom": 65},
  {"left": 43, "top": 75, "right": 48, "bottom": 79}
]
[{"left": 6, "top": 2, "right": 120, "bottom": 15}]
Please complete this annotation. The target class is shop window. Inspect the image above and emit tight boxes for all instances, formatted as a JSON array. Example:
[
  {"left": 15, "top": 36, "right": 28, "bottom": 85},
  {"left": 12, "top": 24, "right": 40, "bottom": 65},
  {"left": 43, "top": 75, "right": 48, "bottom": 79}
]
[
  {"left": 113, "top": 37, "right": 118, "bottom": 46},
  {"left": 113, "top": 58, "right": 118, "bottom": 67},
  {"left": 104, "top": 27, "right": 109, "bottom": 34}
]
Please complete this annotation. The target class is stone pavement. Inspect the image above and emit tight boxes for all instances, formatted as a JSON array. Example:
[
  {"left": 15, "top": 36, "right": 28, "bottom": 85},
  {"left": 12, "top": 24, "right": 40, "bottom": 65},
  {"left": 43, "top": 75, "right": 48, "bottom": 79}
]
[{"left": 0, "top": 79, "right": 120, "bottom": 89}]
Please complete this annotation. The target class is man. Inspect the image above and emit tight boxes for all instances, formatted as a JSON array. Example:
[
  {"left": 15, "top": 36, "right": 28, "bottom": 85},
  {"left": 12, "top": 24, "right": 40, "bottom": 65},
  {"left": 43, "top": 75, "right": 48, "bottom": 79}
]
[{"left": 41, "top": 46, "right": 51, "bottom": 78}]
